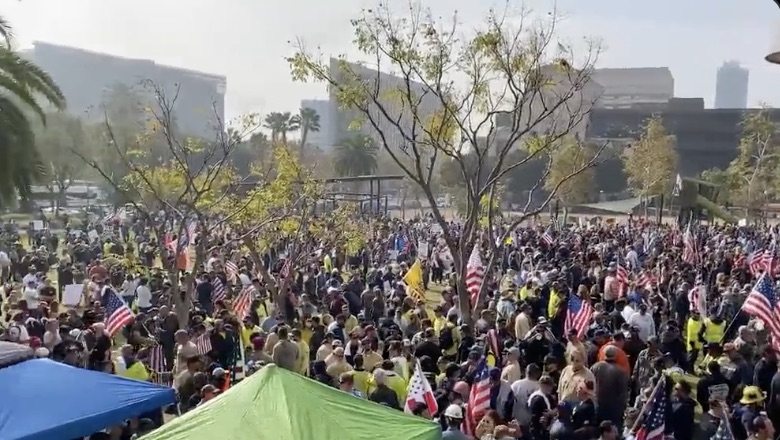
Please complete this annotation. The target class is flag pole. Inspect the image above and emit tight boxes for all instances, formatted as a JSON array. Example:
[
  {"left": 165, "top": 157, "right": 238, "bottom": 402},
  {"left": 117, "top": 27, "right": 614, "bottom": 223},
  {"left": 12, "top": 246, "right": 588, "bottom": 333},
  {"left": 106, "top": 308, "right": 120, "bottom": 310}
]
[
  {"left": 629, "top": 374, "right": 666, "bottom": 434},
  {"left": 721, "top": 272, "right": 767, "bottom": 343}
]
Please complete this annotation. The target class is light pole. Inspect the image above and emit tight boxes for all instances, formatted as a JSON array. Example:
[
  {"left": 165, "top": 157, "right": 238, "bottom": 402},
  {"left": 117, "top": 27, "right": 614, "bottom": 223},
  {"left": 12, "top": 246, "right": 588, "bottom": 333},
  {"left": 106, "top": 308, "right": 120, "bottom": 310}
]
[{"left": 768, "top": 1, "right": 780, "bottom": 64}]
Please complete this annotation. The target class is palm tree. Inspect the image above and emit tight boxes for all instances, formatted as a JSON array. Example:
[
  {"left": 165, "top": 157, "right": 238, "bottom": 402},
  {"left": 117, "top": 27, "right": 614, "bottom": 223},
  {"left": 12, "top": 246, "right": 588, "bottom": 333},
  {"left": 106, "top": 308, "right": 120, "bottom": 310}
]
[
  {"left": 263, "top": 111, "right": 299, "bottom": 144},
  {"left": 295, "top": 107, "right": 320, "bottom": 159},
  {"left": 334, "top": 135, "right": 378, "bottom": 177},
  {"left": 0, "top": 18, "right": 65, "bottom": 207}
]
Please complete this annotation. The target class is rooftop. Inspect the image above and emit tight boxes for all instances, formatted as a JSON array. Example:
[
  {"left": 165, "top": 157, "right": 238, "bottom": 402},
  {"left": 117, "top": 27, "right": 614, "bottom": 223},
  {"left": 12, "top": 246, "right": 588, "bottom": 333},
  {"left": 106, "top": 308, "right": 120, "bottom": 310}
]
[{"left": 30, "top": 41, "right": 226, "bottom": 83}]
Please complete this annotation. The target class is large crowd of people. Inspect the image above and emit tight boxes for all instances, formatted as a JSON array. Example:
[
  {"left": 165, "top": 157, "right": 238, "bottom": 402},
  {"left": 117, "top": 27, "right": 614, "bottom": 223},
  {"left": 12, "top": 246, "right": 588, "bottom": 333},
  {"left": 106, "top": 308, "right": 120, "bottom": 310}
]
[{"left": 1, "top": 210, "right": 780, "bottom": 440}]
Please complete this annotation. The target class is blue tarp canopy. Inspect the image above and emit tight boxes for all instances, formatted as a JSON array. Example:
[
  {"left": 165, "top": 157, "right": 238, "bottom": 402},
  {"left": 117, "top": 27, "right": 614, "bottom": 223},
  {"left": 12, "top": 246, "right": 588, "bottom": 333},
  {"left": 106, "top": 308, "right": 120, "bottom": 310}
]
[{"left": 0, "top": 359, "right": 176, "bottom": 440}]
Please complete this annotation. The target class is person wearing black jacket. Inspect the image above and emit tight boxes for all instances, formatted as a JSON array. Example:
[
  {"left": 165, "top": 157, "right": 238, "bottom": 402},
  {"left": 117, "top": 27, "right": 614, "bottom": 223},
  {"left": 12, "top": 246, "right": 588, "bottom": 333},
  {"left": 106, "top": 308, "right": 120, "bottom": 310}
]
[
  {"left": 669, "top": 381, "right": 697, "bottom": 440},
  {"left": 414, "top": 328, "right": 441, "bottom": 362},
  {"left": 697, "top": 361, "right": 734, "bottom": 412}
]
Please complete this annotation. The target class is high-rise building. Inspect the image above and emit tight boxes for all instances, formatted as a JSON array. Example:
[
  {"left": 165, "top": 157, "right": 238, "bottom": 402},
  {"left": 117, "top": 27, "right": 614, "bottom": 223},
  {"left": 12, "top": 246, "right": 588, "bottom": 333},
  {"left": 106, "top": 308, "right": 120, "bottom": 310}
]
[
  {"left": 327, "top": 58, "right": 442, "bottom": 151},
  {"left": 300, "top": 99, "right": 336, "bottom": 150},
  {"left": 24, "top": 41, "right": 226, "bottom": 139},
  {"left": 714, "top": 61, "right": 749, "bottom": 109}
]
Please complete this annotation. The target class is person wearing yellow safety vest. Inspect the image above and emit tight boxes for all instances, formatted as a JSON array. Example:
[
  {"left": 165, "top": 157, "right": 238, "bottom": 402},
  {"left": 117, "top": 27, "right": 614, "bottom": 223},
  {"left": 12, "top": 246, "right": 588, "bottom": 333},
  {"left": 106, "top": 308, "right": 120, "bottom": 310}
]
[
  {"left": 115, "top": 344, "right": 150, "bottom": 382},
  {"left": 686, "top": 312, "right": 704, "bottom": 366},
  {"left": 698, "top": 314, "right": 726, "bottom": 347}
]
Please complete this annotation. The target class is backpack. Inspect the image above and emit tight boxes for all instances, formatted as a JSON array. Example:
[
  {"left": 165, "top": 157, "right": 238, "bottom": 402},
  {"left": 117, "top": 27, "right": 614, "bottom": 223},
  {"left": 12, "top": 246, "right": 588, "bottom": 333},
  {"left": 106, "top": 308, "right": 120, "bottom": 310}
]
[{"left": 439, "top": 324, "right": 455, "bottom": 350}]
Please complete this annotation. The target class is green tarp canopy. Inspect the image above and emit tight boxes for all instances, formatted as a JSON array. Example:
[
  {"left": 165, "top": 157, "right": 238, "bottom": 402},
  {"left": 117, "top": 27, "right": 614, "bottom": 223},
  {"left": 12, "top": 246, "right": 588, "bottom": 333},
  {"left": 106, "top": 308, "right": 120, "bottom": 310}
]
[{"left": 141, "top": 364, "right": 441, "bottom": 440}]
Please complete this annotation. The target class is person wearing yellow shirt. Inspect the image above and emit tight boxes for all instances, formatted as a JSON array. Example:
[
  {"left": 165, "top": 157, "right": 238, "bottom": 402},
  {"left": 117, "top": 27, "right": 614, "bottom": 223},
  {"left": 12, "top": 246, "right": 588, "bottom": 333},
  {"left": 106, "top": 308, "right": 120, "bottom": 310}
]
[
  {"left": 340, "top": 304, "right": 359, "bottom": 334},
  {"left": 116, "top": 345, "right": 150, "bottom": 382},
  {"left": 438, "top": 314, "right": 461, "bottom": 360},
  {"left": 686, "top": 314, "right": 704, "bottom": 354},
  {"left": 240, "top": 317, "right": 263, "bottom": 350},
  {"left": 291, "top": 328, "right": 310, "bottom": 376},
  {"left": 367, "top": 360, "right": 407, "bottom": 404},
  {"left": 518, "top": 280, "right": 536, "bottom": 302},
  {"left": 323, "top": 254, "right": 333, "bottom": 274},
  {"left": 351, "top": 354, "right": 371, "bottom": 396},
  {"left": 547, "top": 288, "right": 564, "bottom": 319},
  {"left": 325, "top": 347, "right": 353, "bottom": 383}
]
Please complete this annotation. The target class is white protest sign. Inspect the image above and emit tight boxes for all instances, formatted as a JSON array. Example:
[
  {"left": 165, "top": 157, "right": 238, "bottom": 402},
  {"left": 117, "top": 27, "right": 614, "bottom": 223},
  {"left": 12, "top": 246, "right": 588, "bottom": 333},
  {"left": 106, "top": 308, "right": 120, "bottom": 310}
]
[
  {"left": 62, "top": 284, "right": 84, "bottom": 306},
  {"left": 417, "top": 241, "right": 429, "bottom": 257},
  {"left": 88, "top": 230, "right": 99, "bottom": 242},
  {"left": 32, "top": 220, "right": 44, "bottom": 230}
]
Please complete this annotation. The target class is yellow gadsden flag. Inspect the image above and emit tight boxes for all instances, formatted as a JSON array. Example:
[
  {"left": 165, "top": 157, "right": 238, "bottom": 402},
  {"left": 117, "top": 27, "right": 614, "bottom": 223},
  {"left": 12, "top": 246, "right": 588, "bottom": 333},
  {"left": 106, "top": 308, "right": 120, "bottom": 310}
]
[{"left": 403, "top": 259, "right": 427, "bottom": 303}]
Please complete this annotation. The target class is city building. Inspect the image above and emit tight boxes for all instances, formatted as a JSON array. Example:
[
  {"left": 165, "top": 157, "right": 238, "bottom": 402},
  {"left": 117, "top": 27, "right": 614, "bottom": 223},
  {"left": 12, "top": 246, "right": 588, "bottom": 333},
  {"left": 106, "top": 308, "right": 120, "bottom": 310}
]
[
  {"left": 300, "top": 99, "right": 337, "bottom": 150},
  {"left": 714, "top": 61, "right": 749, "bottom": 109},
  {"left": 591, "top": 67, "right": 675, "bottom": 109},
  {"left": 327, "top": 58, "right": 443, "bottom": 150},
  {"left": 24, "top": 41, "right": 226, "bottom": 139}
]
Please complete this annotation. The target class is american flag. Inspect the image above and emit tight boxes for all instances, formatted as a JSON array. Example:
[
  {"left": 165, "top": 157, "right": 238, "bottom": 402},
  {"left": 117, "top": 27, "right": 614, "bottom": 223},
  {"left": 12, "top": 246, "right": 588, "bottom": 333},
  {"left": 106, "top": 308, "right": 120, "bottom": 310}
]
[
  {"left": 225, "top": 260, "right": 239, "bottom": 283},
  {"left": 148, "top": 344, "right": 171, "bottom": 386},
  {"left": 404, "top": 359, "right": 438, "bottom": 414},
  {"left": 564, "top": 294, "right": 593, "bottom": 339},
  {"left": 194, "top": 333, "right": 213, "bottom": 356},
  {"left": 187, "top": 221, "right": 198, "bottom": 245},
  {"left": 742, "top": 273, "right": 780, "bottom": 351},
  {"left": 540, "top": 228, "right": 554, "bottom": 245},
  {"left": 761, "top": 243, "right": 776, "bottom": 275},
  {"left": 279, "top": 258, "right": 293, "bottom": 279},
  {"left": 636, "top": 376, "right": 668, "bottom": 440},
  {"left": 637, "top": 270, "right": 657, "bottom": 288},
  {"left": 211, "top": 277, "right": 227, "bottom": 303},
  {"left": 104, "top": 289, "right": 135, "bottom": 337},
  {"left": 486, "top": 328, "right": 501, "bottom": 367},
  {"left": 749, "top": 250, "right": 765, "bottom": 274},
  {"left": 616, "top": 261, "right": 629, "bottom": 297},
  {"left": 466, "top": 244, "right": 485, "bottom": 309},
  {"left": 233, "top": 285, "right": 254, "bottom": 319},
  {"left": 682, "top": 222, "right": 698, "bottom": 265},
  {"left": 688, "top": 285, "right": 707, "bottom": 316},
  {"left": 711, "top": 416, "right": 734, "bottom": 440},
  {"left": 463, "top": 359, "right": 490, "bottom": 437},
  {"left": 673, "top": 173, "right": 683, "bottom": 196},
  {"left": 102, "top": 208, "right": 125, "bottom": 224}
]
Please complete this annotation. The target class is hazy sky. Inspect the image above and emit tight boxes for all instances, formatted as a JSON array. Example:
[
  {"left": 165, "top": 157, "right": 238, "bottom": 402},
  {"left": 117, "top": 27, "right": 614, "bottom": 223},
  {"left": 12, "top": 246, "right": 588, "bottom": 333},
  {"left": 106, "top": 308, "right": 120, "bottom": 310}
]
[{"left": 5, "top": 0, "right": 780, "bottom": 118}]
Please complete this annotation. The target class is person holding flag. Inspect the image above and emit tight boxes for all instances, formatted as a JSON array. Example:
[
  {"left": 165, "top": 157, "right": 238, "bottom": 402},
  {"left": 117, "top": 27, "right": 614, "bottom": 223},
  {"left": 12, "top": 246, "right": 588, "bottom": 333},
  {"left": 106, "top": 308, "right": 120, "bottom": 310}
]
[
  {"left": 402, "top": 259, "right": 427, "bottom": 303},
  {"left": 404, "top": 358, "right": 438, "bottom": 417}
]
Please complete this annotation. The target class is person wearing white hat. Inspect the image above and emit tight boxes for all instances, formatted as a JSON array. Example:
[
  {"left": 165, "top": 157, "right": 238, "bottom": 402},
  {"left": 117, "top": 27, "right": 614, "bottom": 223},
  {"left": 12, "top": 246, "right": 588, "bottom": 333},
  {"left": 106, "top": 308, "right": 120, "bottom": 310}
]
[{"left": 441, "top": 404, "right": 468, "bottom": 440}]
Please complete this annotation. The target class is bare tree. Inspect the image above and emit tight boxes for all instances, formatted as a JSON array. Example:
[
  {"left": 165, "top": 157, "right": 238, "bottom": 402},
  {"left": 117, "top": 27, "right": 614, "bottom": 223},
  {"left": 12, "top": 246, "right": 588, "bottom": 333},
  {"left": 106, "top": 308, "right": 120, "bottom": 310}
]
[
  {"left": 289, "top": 3, "right": 607, "bottom": 319},
  {"left": 75, "top": 80, "right": 286, "bottom": 326}
]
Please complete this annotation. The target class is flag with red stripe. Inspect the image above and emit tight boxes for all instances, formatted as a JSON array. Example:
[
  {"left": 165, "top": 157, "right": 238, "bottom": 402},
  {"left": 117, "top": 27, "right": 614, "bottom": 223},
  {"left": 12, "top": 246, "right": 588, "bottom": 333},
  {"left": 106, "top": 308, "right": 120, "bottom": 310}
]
[
  {"left": 466, "top": 245, "right": 485, "bottom": 309},
  {"left": 404, "top": 359, "right": 438, "bottom": 415}
]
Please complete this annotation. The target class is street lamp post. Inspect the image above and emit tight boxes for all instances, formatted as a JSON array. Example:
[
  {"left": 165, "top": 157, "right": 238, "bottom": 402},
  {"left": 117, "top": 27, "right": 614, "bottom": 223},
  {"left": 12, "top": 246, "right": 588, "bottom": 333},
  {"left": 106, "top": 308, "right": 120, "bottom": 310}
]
[{"left": 769, "top": 1, "right": 780, "bottom": 64}]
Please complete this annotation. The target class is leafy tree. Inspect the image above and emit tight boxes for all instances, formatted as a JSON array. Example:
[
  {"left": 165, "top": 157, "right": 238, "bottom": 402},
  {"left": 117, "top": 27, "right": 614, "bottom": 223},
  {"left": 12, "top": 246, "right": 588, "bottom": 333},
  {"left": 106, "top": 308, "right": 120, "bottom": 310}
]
[
  {"left": 334, "top": 135, "right": 378, "bottom": 177},
  {"left": 0, "top": 18, "right": 65, "bottom": 207},
  {"left": 699, "top": 168, "right": 731, "bottom": 204},
  {"left": 77, "top": 81, "right": 270, "bottom": 326},
  {"left": 544, "top": 137, "right": 597, "bottom": 205},
  {"left": 289, "top": 5, "right": 604, "bottom": 319},
  {"left": 622, "top": 116, "right": 678, "bottom": 199},
  {"left": 264, "top": 112, "right": 300, "bottom": 144},
  {"left": 726, "top": 107, "right": 779, "bottom": 217},
  {"left": 297, "top": 107, "right": 321, "bottom": 158},
  {"left": 32, "top": 112, "right": 91, "bottom": 210}
]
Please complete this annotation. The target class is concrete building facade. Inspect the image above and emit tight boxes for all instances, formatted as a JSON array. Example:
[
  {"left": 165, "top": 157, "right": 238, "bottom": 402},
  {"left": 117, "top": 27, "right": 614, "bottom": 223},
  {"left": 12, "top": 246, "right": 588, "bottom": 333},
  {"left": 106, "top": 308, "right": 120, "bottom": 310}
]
[
  {"left": 25, "top": 41, "right": 226, "bottom": 139},
  {"left": 300, "top": 99, "right": 337, "bottom": 151},
  {"left": 714, "top": 61, "right": 749, "bottom": 109},
  {"left": 591, "top": 67, "right": 675, "bottom": 109},
  {"left": 327, "top": 58, "right": 442, "bottom": 150}
]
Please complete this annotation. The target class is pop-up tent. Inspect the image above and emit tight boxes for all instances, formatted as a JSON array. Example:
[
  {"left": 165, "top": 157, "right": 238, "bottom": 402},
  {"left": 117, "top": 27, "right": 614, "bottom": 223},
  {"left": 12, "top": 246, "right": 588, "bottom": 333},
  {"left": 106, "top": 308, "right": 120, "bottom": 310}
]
[
  {"left": 0, "top": 359, "right": 176, "bottom": 440},
  {"left": 0, "top": 341, "right": 34, "bottom": 368},
  {"left": 142, "top": 364, "right": 441, "bottom": 440}
]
